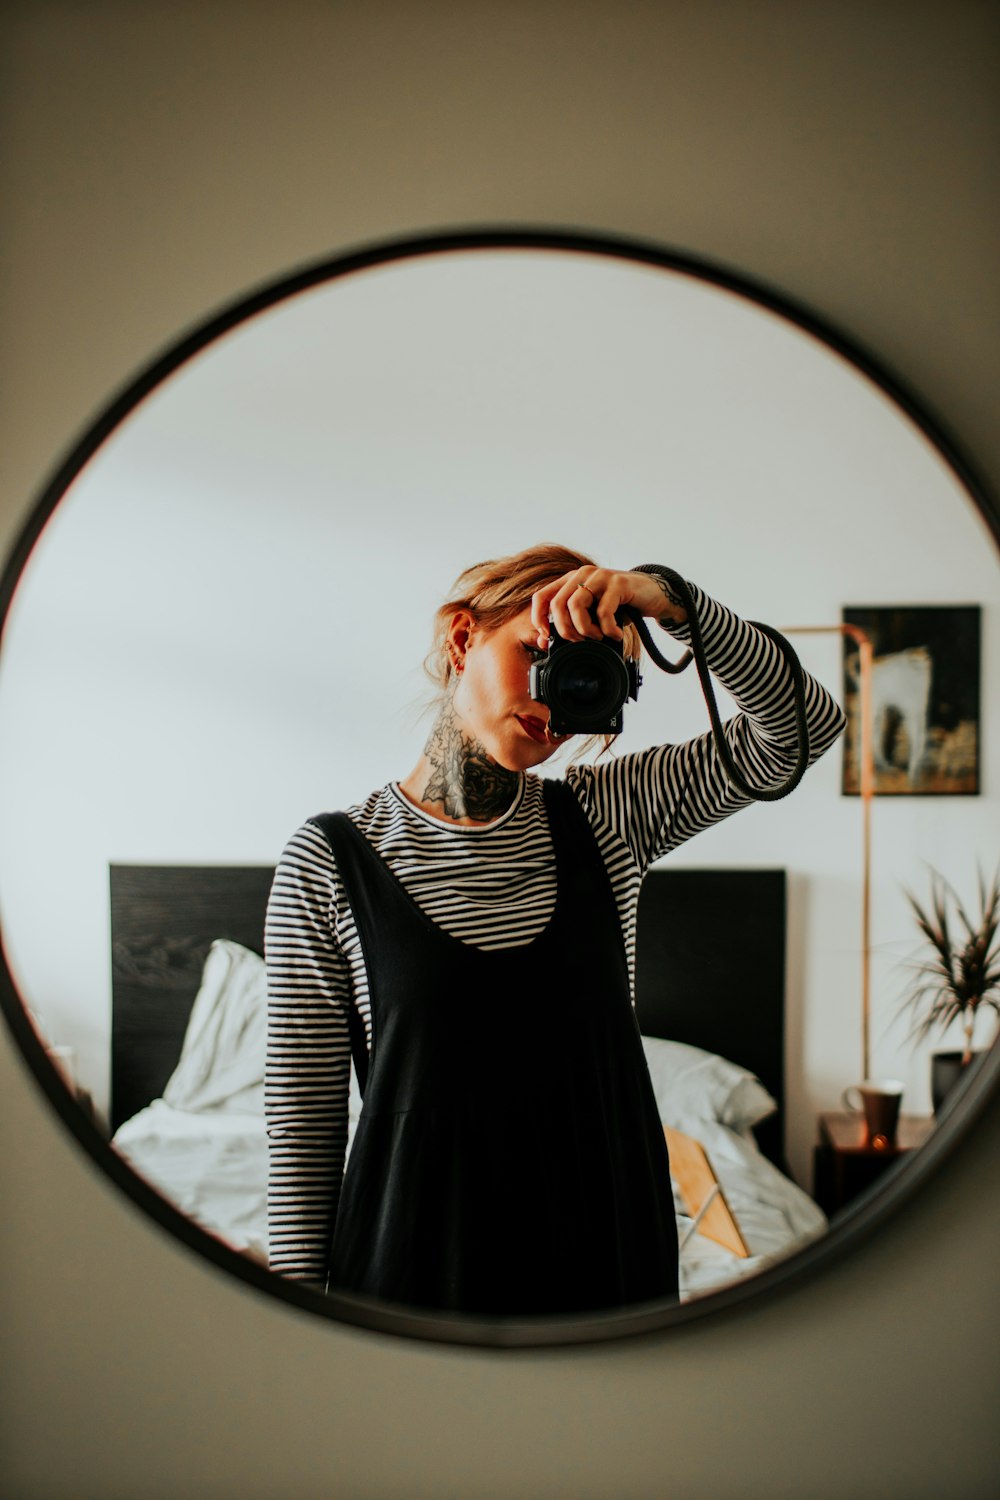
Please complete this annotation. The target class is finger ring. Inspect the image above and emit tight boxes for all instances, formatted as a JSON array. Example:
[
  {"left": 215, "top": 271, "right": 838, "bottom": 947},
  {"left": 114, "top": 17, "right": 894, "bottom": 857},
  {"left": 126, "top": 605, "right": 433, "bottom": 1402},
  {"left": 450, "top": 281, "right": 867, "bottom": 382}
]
[{"left": 577, "top": 580, "right": 594, "bottom": 595}]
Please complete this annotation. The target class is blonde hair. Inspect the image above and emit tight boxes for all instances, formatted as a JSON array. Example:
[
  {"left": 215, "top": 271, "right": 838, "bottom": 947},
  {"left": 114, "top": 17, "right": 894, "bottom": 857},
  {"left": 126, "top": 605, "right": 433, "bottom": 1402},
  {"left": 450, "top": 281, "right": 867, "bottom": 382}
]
[{"left": 424, "top": 543, "right": 643, "bottom": 758}]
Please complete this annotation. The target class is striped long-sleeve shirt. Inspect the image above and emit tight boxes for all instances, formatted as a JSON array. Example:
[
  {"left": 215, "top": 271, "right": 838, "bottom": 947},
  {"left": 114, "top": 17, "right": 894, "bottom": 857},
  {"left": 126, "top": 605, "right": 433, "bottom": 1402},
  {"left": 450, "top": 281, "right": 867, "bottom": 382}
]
[{"left": 264, "top": 580, "right": 846, "bottom": 1282}]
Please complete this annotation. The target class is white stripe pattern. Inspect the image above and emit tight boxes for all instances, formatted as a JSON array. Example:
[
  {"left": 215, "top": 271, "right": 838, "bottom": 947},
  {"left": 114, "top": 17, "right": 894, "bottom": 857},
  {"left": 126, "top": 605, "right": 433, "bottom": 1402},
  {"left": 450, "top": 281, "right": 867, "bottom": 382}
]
[{"left": 265, "top": 581, "right": 847, "bottom": 1282}]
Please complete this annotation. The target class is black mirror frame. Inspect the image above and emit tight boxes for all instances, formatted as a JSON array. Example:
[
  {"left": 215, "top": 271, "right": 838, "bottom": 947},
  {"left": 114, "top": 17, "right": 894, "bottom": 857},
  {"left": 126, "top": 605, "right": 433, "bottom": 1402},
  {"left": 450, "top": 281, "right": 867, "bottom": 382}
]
[{"left": 2, "top": 225, "right": 998, "bottom": 1349}]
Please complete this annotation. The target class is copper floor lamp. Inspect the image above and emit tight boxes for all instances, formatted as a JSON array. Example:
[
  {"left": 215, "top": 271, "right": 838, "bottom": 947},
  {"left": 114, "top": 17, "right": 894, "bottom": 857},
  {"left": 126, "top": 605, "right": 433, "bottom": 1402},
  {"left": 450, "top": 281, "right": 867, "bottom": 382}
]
[{"left": 783, "top": 624, "right": 875, "bottom": 1079}]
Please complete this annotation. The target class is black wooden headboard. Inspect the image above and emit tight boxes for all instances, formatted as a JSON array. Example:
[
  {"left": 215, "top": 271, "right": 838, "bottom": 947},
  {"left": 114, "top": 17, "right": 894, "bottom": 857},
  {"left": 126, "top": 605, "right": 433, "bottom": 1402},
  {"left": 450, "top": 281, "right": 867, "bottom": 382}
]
[
  {"left": 109, "top": 865, "right": 274, "bottom": 1133},
  {"left": 634, "top": 868, "right": 787, "bottom": 1168}
]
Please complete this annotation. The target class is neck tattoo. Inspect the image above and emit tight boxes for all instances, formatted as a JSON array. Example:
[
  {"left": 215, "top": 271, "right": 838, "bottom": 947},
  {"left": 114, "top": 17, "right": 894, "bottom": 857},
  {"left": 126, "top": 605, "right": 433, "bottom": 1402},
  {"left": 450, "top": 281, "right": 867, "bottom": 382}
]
[{"left": 420, "top": 697, "right": 519, "bottom": 822}]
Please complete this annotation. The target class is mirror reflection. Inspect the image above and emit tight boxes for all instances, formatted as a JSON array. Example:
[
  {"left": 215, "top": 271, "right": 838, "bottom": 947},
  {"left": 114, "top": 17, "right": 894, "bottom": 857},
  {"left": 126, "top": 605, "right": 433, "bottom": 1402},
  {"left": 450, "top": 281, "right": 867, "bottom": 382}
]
[{"left": 0, "top": 244, "right": 996, "bottom": 1321}]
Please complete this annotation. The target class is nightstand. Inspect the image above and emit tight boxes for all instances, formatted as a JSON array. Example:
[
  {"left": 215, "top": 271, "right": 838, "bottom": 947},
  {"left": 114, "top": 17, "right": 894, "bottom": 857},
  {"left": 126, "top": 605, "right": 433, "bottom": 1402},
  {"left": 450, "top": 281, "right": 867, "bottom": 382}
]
[{"left": 813, "top": 1110, "right": 935, "bottom": 1215}]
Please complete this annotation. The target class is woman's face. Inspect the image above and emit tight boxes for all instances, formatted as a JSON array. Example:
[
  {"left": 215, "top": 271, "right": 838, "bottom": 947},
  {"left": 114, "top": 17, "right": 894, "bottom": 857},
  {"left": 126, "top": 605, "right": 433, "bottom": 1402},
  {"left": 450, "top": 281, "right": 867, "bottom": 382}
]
[{"left": 451, "top": 607, "right": 571, "bottom": 772}]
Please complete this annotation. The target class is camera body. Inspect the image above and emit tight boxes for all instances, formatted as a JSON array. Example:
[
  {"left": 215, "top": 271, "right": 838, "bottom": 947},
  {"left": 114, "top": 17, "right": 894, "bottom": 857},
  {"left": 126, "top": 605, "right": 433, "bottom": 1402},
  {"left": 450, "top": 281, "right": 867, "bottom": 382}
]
[{"left": 529, "top": 616, "right": 642, "bottom": 737}]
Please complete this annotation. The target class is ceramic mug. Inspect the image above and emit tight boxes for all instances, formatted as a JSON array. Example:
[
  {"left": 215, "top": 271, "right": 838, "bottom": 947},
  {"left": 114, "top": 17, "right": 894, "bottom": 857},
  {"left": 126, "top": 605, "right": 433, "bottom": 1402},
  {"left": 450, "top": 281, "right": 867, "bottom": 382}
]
[{"left": 842, "top": 1079, "right": 905, "bottom": 1146}]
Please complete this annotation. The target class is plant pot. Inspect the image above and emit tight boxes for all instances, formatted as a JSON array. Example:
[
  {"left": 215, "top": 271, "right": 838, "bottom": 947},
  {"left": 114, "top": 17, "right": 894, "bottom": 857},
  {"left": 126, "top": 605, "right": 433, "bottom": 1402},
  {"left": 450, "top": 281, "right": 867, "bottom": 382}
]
[{"left": 931, "top": 1049, "right": 989, "bottom": 1115}]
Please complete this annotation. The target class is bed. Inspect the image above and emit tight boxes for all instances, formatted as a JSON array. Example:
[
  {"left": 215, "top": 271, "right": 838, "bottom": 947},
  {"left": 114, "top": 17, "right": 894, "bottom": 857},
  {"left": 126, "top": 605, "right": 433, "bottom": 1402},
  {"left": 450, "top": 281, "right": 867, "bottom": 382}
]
[{"left": 108, "top": 863, "right": 826, "bottom": 1303}]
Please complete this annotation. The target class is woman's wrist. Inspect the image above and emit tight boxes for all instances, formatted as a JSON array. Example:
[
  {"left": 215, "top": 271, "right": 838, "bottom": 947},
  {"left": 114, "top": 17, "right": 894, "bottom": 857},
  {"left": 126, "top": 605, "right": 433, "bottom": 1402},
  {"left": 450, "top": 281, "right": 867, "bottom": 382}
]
[{"left": 628, "top": 565, "right": 689, "bottom": 625}]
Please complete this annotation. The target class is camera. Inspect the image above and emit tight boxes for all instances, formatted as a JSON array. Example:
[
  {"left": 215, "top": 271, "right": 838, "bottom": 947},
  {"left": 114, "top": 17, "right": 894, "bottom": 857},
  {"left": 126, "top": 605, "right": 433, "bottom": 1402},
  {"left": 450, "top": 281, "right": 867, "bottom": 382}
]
[{"left": 529, "top": 615, "right": 642, "bottom": 737}]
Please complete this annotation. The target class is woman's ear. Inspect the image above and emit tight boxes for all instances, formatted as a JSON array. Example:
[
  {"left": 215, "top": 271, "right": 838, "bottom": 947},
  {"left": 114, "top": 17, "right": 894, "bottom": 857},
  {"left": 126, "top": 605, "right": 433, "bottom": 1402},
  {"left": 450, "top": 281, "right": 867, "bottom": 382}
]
[{"left": 446, "top": 609, "right": 477, "bottom": 672}]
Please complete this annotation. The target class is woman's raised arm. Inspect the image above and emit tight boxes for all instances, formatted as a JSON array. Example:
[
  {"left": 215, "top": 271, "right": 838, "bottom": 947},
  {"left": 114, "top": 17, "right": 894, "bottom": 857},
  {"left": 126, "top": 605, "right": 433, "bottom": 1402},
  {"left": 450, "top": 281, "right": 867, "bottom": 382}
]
[{"left": 564, "top": 574, "right": 847, "bottom": 871}]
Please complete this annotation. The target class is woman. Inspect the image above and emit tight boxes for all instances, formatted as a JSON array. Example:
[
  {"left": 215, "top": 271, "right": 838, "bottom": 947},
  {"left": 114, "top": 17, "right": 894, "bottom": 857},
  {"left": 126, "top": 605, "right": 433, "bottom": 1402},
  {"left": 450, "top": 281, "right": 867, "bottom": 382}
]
[{"left": 265, "top": 544, "right": 846, "bottom": 1316}]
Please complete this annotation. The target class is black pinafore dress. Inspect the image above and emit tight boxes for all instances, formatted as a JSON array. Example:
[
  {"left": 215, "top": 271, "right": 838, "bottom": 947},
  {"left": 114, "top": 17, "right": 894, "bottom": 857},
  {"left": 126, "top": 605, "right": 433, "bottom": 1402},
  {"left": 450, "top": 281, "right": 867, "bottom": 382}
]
[{"left": 310, "top": 777, "right": 678, "bottom": 1316}]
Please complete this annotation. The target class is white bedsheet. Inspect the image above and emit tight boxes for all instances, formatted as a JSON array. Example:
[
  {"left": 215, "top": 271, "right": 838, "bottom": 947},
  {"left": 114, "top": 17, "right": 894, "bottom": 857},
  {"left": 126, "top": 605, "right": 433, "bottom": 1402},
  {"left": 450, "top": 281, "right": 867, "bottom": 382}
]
[{"left": 113, "top": 1100, "right": 268, "bottom": 1264}]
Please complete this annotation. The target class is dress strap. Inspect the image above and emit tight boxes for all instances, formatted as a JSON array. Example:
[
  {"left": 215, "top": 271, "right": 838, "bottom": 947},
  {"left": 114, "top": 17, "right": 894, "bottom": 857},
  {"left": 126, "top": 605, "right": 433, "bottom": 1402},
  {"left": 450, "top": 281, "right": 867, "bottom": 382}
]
[{"left": 307, "top": 812, "right": 373, "bottom": 1097}]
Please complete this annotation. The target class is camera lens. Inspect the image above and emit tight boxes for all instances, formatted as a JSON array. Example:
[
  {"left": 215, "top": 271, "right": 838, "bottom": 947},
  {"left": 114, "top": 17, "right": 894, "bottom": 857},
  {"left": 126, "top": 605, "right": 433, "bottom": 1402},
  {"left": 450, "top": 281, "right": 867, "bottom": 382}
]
[
  {"left": 559, "top": 660, "right": 610, "bottom": 708},
  {"left": 547, "top": 644, "right": 629, "bottom": 724}
]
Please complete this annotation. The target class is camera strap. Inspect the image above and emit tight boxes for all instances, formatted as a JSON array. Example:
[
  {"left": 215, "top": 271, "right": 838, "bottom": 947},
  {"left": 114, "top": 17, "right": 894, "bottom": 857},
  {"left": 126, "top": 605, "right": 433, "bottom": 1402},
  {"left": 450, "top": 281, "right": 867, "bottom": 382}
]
[{"left": 627, "top": 564, "right": 810, "bottom": 803}]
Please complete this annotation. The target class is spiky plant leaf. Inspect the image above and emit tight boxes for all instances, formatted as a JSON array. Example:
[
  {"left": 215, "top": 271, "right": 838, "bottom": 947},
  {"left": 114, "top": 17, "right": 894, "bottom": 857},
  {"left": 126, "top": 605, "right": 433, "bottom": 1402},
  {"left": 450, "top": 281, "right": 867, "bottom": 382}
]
[{"left": 898, "top": 864, "right": 1000, "bottom": 1056}]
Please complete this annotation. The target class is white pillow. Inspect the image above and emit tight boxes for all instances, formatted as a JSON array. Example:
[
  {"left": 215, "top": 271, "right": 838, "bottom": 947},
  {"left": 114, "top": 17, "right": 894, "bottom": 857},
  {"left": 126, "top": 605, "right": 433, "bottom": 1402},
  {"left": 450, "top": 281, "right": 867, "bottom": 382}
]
[
  {"left": 162, "top": 939, "right": 266, "bottom": 1114},
  {"left": 640, "top": 1034, "right": 777, "bottom": 1132}
]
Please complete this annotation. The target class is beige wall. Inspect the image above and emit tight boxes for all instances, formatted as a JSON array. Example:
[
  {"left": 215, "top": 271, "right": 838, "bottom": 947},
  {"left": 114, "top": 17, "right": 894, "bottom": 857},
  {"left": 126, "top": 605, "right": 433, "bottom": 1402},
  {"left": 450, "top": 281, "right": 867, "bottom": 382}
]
[{"left": 1, "top": 3, "right": 998, "bottom": 1496}]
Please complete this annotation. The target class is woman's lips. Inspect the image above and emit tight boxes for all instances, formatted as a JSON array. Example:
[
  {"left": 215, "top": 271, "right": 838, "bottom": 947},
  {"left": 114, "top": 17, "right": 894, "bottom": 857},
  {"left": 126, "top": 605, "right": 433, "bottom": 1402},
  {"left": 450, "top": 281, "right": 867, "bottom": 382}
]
[{"left": 516, "top": 715, "right": 550, "bottom": 745}]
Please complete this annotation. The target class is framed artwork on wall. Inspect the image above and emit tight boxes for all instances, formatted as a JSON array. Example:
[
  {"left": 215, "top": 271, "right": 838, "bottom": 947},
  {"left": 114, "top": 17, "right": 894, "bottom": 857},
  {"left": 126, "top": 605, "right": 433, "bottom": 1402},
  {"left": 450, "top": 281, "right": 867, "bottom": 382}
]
[{"left": 841, "top": 604, "right": 981, "bottom": 795}]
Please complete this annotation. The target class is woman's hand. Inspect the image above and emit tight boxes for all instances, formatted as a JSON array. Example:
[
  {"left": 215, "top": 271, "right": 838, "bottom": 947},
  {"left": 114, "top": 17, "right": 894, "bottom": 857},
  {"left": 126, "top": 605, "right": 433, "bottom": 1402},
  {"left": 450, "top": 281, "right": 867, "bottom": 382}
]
[{"left": 530, "top": 567, "right": 687, "bottom": 647}]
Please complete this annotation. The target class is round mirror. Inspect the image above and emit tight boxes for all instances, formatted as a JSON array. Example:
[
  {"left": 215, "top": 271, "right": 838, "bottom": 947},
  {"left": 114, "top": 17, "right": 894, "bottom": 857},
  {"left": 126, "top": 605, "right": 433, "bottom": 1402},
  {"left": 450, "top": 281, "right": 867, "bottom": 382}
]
[{"left": 1, "top": 229, "right": 997, "bottom": 1346}]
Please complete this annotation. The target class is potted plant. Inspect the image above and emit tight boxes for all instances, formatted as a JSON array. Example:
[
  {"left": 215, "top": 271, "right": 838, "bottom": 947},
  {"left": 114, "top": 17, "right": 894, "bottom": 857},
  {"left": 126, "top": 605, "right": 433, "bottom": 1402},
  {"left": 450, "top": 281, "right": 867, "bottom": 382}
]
[{"left": 900, "top": 866, "right": 1000, "bottom": 1113}]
